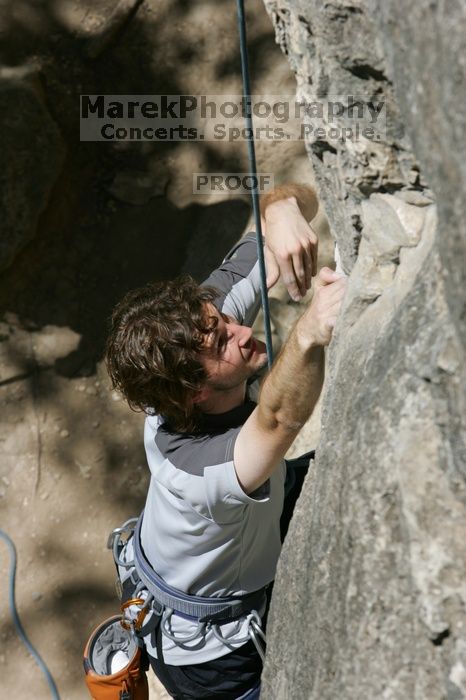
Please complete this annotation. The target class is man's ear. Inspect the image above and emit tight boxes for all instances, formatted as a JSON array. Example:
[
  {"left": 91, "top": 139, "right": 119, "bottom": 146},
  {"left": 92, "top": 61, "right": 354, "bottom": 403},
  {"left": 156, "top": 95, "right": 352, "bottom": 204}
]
[{"left": 192, "top": 386, "right": 210, "bottom": 405}]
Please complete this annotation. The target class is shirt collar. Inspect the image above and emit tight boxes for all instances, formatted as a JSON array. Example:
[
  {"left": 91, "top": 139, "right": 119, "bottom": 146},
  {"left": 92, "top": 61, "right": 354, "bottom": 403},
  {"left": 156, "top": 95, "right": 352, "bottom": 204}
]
[{"left": 198, "top": 398, "right": 256, "bottom": 432}]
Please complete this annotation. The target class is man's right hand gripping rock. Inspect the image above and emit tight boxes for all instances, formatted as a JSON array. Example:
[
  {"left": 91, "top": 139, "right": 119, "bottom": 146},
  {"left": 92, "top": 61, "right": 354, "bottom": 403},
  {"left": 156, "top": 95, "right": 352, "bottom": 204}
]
[{"left": 297, "top": 266, "right": 347, "bottom": 348}]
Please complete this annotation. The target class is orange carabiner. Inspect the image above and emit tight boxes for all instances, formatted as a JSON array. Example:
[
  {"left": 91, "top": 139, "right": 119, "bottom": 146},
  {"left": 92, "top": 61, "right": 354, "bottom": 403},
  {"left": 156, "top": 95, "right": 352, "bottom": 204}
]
[
  {"left": 120, "top": 597, "right": 149, "bottom": 631},
  {"left": 121, "top": 597, "right": 145, "bottom": 611}
]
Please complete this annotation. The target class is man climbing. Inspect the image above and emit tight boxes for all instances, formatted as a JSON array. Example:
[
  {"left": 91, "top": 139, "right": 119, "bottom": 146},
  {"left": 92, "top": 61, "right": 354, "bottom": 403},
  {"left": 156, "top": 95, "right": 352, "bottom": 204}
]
[{"left": 105, "top": 183, "right": 347, "bottom": 699}]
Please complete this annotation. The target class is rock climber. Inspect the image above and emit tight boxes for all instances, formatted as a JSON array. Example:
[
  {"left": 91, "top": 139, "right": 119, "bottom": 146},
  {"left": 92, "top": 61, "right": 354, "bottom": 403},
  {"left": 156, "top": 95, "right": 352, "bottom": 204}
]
[{"left": 104, "top": 183, "right": 347, "bottom": 699}]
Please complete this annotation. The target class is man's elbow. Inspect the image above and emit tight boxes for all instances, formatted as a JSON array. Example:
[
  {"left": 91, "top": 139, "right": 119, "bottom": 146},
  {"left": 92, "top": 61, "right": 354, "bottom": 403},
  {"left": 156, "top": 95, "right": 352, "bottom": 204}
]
[
  {"left": 274, "top": 411, "right": 307, "bottom": 432},
  {"left": 257, "top": 405, "right": 305, "bottom": 435}
]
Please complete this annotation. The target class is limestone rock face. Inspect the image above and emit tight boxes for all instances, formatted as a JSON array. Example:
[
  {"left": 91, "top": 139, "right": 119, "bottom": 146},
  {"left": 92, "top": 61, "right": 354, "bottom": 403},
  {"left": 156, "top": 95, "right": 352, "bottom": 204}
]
[
  {"left": 261, "top": 2, "right": 466, "bottom": 698},
  {"left": 0, "top": 67, "right": 65, "bottom": 272}
]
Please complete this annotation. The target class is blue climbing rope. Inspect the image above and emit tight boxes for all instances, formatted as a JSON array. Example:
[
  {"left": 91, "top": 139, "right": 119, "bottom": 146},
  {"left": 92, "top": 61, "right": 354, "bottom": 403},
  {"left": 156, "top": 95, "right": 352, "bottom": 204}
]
[
  {"left": 0, "top": 529, "right": 61, "bottom": 700},
  {"left": 235, "top": 0, "right": 274, "bottom": 369}
]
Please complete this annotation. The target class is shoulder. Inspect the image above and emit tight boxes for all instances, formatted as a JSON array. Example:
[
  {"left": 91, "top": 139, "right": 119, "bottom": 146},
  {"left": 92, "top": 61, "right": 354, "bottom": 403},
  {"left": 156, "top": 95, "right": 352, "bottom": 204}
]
[{"left": 146, "top": 415, "right": 240, "bottom": 476}]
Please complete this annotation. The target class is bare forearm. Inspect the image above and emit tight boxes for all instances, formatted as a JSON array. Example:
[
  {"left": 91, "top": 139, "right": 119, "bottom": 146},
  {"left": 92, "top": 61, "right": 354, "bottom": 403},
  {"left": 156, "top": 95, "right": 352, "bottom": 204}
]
[
  {"left": 233, "top": 268, "right": 346, "bottom": 494},
  {"left": 258, "top": 324, "right": 324, "bottom": 434}
]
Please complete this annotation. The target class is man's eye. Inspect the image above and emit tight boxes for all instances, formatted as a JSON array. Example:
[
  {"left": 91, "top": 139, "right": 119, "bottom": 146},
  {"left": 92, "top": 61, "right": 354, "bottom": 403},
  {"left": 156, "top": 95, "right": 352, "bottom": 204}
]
[{"left": 217, "top": 314, "right": 230, "bottom": 354}]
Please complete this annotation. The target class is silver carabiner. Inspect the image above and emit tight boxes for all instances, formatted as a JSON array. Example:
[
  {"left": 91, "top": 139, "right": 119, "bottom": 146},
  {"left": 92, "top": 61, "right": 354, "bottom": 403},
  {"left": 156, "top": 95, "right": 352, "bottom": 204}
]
[
  {"left": 248, "top": 613, "right": 266, "bottom": 662},
  {"left": 250, "top": 617, "right": 266, "bottom": 643},
  {"left": 161, "top": 608, "right": 206, "bottom": 644},
  {"left": 211, "top": 609, "right": 265, "bottom": 650},
  {"left": 211, "top": 621, "right": 251, "bottom": 646},
  {"left": 107, "top": 517, "right": 138, "bottom": 568}
]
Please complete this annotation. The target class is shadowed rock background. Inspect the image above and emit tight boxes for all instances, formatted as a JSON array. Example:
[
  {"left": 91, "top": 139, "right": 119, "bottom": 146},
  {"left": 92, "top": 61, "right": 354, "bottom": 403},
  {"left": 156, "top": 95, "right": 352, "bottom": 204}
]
[{"left": 261, "top": 1, "right": 466, "bottom": 699}]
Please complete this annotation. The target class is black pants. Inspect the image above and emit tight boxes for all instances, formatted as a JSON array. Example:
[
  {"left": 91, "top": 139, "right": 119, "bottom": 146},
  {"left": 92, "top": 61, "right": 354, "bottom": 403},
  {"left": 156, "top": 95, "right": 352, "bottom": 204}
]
[
  {"left": 149, "top": 451, "right": 313, "bottom": 699},
  {"left": 149, "top": 639, "right": 262, "bottom": 700}
]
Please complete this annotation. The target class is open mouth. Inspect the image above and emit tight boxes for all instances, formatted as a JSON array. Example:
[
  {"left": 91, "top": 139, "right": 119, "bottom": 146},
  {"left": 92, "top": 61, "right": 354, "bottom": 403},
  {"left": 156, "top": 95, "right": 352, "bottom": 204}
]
[{"left": 248, "top": 339, "right": 256, "bottom": 358}]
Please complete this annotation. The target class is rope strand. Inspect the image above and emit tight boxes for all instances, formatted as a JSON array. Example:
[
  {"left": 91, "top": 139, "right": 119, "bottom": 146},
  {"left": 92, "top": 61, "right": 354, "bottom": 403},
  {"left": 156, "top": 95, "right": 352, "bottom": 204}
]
[
  {"left": 235, "top": 0, "right": 274, "bottom": 368},
  {"left": 0, "top": 529, "right": 60, "bottom": 700}
]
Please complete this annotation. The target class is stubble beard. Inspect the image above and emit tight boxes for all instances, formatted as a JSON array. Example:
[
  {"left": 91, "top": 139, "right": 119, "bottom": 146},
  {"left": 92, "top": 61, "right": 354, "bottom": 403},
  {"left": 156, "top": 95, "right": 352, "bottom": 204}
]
[{"left": 207, "top": 354, "right": 267, "bottom": 392}]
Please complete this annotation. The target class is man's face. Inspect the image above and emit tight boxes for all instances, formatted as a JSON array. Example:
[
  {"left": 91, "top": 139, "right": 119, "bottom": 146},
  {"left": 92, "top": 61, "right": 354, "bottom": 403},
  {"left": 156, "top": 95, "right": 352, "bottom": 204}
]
[{"left": 199, "top": 304, "right": 268, "bottom": 392}]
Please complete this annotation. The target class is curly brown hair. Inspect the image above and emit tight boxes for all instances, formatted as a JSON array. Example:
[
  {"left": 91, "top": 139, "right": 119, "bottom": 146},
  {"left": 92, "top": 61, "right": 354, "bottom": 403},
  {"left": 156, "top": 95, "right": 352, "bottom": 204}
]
[{"left": 105, "top": 275, "right": 219, "bottom": 433}]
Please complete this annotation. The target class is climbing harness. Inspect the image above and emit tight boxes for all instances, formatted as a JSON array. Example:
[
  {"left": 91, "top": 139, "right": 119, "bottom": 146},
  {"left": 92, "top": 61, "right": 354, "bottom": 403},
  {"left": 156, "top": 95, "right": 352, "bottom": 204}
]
[
  {"left": 0, "top": 529, "right": 61, "bottom": 700},
  {"left": 102, "top": 453, "right": 315, "bottom": 679},
  {"left": 108, "top": 514, "right": 268, "bottom": 665},
  {"left": 83, "top": 508, "right": 269, "bottom": 698}
]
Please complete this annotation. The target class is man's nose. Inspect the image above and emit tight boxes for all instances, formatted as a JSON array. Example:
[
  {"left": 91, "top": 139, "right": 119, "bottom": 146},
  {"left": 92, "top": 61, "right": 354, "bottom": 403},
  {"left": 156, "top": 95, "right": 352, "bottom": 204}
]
[{"left": 237, "top": 325, "right": 253, "bottom": 347}]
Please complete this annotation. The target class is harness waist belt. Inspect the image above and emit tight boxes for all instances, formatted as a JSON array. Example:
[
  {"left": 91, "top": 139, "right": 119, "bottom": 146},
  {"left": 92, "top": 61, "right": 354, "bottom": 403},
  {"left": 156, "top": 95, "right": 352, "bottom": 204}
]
[{"left": 133, "top": 513, "right": 267, "bottom": 623}]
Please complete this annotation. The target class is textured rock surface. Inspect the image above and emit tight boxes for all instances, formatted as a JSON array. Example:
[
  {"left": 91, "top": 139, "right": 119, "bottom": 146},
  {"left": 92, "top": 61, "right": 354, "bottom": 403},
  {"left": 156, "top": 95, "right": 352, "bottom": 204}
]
[
  {"left": 0, "top": 67, "right": 65, "bottom": 272},
  {"left": 261, "top": 1, "right": 466, "bottom": 698}
]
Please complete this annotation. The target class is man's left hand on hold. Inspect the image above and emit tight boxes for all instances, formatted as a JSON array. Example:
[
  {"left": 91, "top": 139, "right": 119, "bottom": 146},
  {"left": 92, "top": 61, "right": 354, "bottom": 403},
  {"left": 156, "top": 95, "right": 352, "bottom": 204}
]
[{"left": 263, "top": 196, "right": 318, "bottom": 302}]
